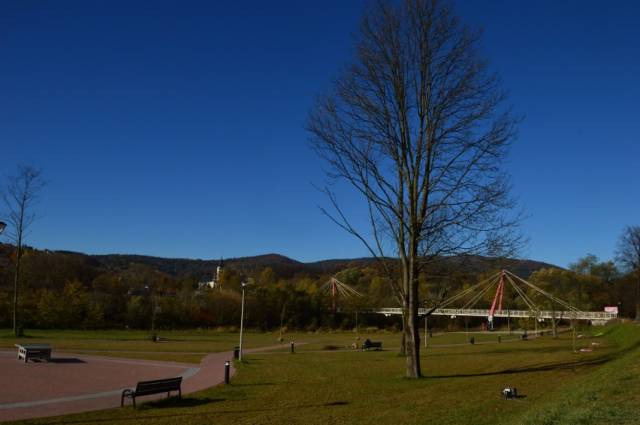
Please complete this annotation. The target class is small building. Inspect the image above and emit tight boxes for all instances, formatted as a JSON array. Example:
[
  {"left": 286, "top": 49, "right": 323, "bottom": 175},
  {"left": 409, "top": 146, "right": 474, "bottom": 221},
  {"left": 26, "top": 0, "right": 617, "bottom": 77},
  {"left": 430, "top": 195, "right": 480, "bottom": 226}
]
[{"left": 198, "top": 258, "right": 224, "bottom": 289}]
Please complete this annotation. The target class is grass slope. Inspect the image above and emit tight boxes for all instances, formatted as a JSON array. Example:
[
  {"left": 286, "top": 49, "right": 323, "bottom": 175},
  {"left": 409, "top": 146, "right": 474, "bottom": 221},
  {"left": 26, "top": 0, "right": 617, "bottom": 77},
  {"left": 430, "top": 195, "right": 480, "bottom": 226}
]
[{"left": 511, "top": 324, "right": 640, "bottom": 424}]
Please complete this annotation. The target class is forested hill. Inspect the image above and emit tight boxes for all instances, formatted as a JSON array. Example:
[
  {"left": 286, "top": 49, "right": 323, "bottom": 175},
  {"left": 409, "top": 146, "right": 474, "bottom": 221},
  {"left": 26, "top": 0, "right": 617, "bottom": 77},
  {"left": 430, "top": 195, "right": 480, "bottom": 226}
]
[
  {"left": 91, "top": 251, "right": 556, "bottom": 279},
  {"left": 0, "top": 244, "right": 557, "bottom": 281}
]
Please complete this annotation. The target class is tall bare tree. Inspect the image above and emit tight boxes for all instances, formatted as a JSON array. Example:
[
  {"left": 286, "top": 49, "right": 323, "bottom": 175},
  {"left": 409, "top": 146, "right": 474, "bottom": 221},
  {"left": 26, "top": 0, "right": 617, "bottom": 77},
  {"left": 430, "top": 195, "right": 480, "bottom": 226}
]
[
  {"left": 616, "top": 225, "right": 640, "bottom": 320},
  {"left": 2, "top": 165, "right": 46, "bottom": 336},
  {"left": 308, "top": 0, "right": 520, "bottom": 378}
]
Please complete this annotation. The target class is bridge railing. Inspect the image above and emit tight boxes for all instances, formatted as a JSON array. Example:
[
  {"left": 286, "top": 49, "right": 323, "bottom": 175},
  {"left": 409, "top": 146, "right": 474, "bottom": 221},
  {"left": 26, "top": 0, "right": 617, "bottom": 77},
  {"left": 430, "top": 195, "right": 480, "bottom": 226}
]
[{"left": 366, "top": 307, "right": 618, "bottom": 321}]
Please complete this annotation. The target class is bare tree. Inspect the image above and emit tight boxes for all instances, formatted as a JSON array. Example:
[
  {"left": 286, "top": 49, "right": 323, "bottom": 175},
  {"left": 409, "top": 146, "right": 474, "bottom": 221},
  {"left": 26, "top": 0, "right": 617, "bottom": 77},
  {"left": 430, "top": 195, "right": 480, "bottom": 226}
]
[
  {"left": 2, "top": 165, "right": 46, "bottom": 336},
  {"left": 308, "top": 0, "right": 520, "bottom": 378},
  {"left": 616, "top": 225, "right": 640, "bottom": 320}
]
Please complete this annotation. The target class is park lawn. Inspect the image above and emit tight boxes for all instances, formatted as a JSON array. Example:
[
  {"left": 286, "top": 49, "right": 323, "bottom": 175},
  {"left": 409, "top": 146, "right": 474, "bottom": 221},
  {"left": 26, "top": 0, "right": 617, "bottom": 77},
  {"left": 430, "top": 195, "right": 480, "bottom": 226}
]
[
  {"left": 511, "top": 323, "right": 640, "bottom": 425},
  {"left": 0, "top": 328, "right": 554, "bottom": 361},
  {"left": 0, "top": 329, "right": 405, "bottom": 363},
  {"left": 9, "top": 324, "right": 639, "bottom": 425},
  {"left": 0, "top": 329, "right": 317, "bottom": 363}
]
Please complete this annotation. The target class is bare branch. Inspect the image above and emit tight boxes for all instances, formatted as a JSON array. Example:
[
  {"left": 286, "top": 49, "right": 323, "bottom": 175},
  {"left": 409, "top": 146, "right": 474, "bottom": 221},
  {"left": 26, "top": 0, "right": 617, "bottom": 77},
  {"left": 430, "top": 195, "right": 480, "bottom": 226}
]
[{"left": 307, "top": 0, "right": 521, "bottom": 378}]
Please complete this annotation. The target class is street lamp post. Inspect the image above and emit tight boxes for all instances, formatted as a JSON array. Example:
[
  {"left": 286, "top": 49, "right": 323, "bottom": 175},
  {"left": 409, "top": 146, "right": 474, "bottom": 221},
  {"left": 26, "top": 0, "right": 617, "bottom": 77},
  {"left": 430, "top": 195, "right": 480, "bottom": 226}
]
[
  {"left": 238, "top": 280, "right": 248, "bottom": 361},
  {"left": 618, "top": 301, "right": 622, "bottom": 322}
]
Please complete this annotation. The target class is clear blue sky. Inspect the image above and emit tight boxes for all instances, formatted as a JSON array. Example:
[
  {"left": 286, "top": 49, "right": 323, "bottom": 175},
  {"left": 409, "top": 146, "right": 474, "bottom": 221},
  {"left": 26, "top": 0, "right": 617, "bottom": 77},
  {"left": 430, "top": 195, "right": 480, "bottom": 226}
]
[{"left": 1, "top": 1, "right": 638, "bottom": 266}]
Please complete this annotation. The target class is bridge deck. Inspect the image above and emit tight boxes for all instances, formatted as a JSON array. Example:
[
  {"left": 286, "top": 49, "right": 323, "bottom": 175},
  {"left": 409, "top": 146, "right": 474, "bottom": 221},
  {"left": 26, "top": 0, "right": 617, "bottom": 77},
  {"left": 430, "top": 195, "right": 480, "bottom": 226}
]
[{"left": 369, "top": 308, "right": 617, "bottom": 321}]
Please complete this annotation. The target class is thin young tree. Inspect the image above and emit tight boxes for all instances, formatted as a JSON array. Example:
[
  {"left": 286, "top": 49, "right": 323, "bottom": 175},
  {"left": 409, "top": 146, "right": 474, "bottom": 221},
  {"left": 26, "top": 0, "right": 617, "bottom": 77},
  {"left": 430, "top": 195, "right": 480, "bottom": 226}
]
[
  {"left": 616, "top": 225, "right": 640, "bottom": 320},
  {"left": 2, "top": 165, "right": 46, "bottom": 336},
  {"left": 308, "top": 0, "right": 520, "bottom": 378}
]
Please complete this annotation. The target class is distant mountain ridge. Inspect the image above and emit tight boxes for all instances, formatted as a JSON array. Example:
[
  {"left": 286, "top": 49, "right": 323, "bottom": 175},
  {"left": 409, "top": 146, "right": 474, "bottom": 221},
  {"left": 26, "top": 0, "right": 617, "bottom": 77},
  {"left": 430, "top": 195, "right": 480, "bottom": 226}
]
[
  {"left": 89, "top": 251, "right": 559, "bottom": 279},
  {"left": 0, "top": 243, "right": 559, "bottom": 281}
]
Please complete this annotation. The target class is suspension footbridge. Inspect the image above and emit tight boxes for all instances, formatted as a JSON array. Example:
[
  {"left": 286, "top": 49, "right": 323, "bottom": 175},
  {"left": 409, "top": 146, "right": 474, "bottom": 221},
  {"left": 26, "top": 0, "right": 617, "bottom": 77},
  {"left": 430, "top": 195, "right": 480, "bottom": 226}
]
[
  {"left": 370, "top": 307, "right": 616, "bottom": 322},
  {"left": 366, "top": 270, "right": 618, "bottom": 324}
]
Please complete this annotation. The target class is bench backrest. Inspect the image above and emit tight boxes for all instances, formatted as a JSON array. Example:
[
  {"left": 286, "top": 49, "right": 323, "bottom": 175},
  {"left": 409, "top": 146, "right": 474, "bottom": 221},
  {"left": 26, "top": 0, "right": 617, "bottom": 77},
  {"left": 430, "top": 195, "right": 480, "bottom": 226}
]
[
  {"left": 16, "top": 344, "right": 51, "bottom": 350},
  {"left": 135, "top": 377, "right": 182, "bottom": 395}
]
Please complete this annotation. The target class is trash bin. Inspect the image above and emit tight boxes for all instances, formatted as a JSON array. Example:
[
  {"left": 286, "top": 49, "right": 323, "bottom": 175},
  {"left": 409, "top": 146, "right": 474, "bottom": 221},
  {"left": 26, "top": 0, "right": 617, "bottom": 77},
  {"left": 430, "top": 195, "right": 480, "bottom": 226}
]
[{"left": 233, "top": 346, "right": 240, "bottom": 359}]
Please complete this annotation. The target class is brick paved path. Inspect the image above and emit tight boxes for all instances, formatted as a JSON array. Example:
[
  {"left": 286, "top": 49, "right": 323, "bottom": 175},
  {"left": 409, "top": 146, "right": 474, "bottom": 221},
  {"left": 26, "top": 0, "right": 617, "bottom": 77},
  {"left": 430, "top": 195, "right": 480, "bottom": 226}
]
[{"left": 0, "top": 350, "right": 234, "bottom": 422}]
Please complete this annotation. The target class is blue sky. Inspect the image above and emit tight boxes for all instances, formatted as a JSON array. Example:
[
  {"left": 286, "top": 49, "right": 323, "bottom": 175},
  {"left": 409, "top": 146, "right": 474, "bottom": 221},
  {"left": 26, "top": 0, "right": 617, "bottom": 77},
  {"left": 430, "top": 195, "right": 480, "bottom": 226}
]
[{"left": 1, "top": 1, "right": 638, "bottom": 266}]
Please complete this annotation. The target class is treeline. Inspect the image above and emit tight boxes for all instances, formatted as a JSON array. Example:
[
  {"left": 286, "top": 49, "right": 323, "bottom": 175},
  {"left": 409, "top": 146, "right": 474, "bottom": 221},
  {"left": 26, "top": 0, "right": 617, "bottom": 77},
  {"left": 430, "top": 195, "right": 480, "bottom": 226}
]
[
  {"left": 0, "top": 246, "right": 637, "bottom": 331},
  {"left": 0, "top": 247, "right": 400, "bottom": 330}
]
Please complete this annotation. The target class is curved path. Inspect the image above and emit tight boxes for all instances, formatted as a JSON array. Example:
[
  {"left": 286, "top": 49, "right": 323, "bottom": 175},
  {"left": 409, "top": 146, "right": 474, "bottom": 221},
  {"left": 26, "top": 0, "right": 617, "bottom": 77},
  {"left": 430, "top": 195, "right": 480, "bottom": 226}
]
[{"left": 0, "top": 349, "right": 235, "bottom": 422}]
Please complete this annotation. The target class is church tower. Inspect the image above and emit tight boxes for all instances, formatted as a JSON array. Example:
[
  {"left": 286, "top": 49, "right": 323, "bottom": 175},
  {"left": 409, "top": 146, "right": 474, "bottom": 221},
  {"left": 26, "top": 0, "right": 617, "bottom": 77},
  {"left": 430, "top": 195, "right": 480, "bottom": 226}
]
[{"left": 214, "top": 257, "right": 224, "bottom": 287}]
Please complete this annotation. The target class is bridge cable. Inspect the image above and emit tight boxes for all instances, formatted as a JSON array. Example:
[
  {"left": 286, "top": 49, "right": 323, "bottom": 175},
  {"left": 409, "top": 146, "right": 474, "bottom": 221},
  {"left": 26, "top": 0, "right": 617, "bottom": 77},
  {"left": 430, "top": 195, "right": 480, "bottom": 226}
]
[
  {"left": 438, "top": 272, "right": 502, "bottom": 308},
  {"left": 461, "top": 275, "right": 502, "bottom": 310},
  {"left": 504, "top": 271, "right": 581, "bottom": 313},
  {"left": 504, "top": 273, "right": 539, "bottom": 313}
]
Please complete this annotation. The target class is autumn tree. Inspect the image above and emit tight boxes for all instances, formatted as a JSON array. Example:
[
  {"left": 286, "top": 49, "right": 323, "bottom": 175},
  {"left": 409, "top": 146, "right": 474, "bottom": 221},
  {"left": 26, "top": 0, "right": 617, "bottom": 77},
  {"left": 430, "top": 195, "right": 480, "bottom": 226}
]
[
  {"left": 308, "top": 0, "right": 520, "bottom": 377},
  {"left": 2, "top": 165, "right": 46, "bottom": 336},
  {"left": 570, "top": 254, "right": 618, "bottom": 284},
  {"left": 616, "top": 226, "right": 640, "bottom": 320}
]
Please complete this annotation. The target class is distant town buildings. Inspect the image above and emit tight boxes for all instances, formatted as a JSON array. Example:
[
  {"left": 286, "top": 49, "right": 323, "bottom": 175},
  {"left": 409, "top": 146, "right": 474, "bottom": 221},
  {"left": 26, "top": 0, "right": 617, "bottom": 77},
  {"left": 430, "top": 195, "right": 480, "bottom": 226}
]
[{"left": 198, "top": 258, "right": 224, "bottom": 289}]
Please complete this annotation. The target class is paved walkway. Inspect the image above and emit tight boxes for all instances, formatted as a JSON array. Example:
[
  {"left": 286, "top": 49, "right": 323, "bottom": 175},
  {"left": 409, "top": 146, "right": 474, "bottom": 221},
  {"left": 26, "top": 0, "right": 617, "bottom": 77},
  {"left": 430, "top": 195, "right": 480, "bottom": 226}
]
[{"left": 0, "top": 349, "right": 235, "bottom": 422}]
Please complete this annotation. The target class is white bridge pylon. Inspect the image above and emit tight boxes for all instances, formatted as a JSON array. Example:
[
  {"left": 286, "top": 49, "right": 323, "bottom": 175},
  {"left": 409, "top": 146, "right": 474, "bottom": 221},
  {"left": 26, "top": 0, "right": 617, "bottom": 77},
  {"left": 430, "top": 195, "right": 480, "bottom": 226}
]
[{"left": 368, "top": 269, "right": 618, "bottom": 323}]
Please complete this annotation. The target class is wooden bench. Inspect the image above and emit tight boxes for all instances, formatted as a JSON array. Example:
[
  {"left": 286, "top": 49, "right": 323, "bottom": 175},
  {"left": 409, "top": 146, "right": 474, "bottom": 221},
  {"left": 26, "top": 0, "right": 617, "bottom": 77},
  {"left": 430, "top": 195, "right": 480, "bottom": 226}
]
[
  {"left": 15, "top": 344, "right": 52, "bottom": 363},
  {"left": 121, "top": 377, "right": 182, "bottom": 407},
  {"left": 362, "top": 339, "right": 382, "bottom": 351}
]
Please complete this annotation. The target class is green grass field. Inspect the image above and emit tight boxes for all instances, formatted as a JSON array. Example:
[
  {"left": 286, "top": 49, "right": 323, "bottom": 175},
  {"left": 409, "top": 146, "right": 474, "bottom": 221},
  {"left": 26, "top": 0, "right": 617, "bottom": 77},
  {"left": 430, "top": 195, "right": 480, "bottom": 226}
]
[
  {"left": 1, "top": 328, "right": 290, "bottom": 363},
  {"left": 5, "top": 324, "right": 640, "bottom": 425},
  {"left": 1, "top": 328, "right": 407, "bottom": 363}
]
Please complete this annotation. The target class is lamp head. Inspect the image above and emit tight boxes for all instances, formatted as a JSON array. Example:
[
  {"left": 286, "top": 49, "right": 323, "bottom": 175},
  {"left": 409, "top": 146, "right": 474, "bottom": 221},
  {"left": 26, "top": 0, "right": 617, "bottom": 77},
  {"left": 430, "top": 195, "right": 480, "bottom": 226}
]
[{"left": 241, "top": 278, "right": 254, "bottom": 289}]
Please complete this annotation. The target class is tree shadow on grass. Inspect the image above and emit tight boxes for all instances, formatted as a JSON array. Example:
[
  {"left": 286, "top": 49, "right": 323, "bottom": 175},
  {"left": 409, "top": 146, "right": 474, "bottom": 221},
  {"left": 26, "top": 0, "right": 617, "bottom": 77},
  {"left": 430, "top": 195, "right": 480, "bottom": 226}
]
[
  {"left": 425, "top": 355, "right": 612, "bottom": 379},
  {"left": 234, "top": 357, "right": 264, "bottom": 365},
  {"left": 324, "top": 401, "right": 349, "bottom": 406},
  {"left": 425, "top": 343, "right": 614, "bottom": 358},
  {"left": 140, "top": 396, "right": 225, "bottom": 410},
  {"left": 59, "top": 400, "right": 351, "bottom": 424},
  {"left": 232, "top": 382, "right": 275, "bottom": 387}
]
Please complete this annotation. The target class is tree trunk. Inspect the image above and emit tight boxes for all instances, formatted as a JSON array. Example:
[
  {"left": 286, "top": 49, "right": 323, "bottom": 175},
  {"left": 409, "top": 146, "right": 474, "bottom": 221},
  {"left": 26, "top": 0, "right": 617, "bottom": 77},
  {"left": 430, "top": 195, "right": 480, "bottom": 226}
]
[
  {"left": 635, "top": 274, "right": 640, "bottom": 321},
  {"left": 402, "top": 259, "right": 421, "bottom": 378},
  {"left": 402, "top": 302, "right": 421, "bottom": 378},
  {"left": 12, "top": 243, "right": 22, "bottom": 337}
]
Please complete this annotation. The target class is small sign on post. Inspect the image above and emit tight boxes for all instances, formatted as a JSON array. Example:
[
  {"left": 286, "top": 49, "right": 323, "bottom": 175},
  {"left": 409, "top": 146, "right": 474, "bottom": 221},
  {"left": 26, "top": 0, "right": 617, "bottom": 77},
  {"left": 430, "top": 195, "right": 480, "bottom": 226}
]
[{"left": 604, "top": 306, "right": 619, "bottom": 315}]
